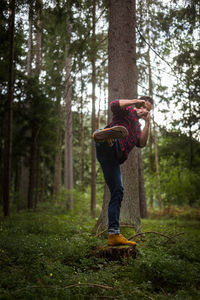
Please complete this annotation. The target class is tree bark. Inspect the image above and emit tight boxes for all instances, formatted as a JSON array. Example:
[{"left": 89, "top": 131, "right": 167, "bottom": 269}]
[
  {"left": 53, "top": 97, "right": 62, "bottom": 196},
  {"left": 153, "top": 120, "right": 162, "bottom": 209},
  {"left": 20, "top": 0, "right": 33, "bottom": 208},
  {"left": 64, "top": 13, "right": 73, "bottom": 210},
  {"left": 96, "top": 0, "right": 141, "bottom": 232},
  {"left": 149, "top": 123, "right": 154, "bottom": 208},
  {"left": 27, "top": 1, "right": 33, "bottom": 76},
  {"left": 3, "top": 0, "right": 15, "bottom": 216},
  {"left": 138, "top": 149, "right": 148, "bottom": 218},
  {"left": 28, "top": 0, "right": 42, "bottom": 209},
  {"left": 146, "top": 12, "right": 162, "bottom": 209},
  {"left": 91, "top": 0, "right": 97, "bottom": 218},
  {"left": 80, "top": 74, "right": 85, "bottom": 192}
]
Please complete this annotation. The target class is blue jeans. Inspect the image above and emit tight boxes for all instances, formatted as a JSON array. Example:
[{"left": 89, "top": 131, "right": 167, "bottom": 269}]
[{"left": 95, "top": 141, "right": 124, "bottom": 234}]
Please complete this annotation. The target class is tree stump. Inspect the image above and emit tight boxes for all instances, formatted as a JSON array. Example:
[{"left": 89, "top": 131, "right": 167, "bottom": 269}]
[{"left": 93, "top": 245, "right": 137, "bottom": 262}]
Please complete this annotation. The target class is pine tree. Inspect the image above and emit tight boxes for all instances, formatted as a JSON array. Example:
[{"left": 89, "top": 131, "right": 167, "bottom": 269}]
[
  {"left": 3, "top": 0, "right": 15, "bottom": 216},
  {"left": 96, "top": 0, "right": 142, "bottom": 232}
]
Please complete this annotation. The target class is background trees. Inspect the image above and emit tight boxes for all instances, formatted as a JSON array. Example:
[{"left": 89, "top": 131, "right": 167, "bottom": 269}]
[{"left": 0, "top": 0, "right": 199, "bottom": 217}]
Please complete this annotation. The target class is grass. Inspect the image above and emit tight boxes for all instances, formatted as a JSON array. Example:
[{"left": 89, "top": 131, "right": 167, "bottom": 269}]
[{"left": 0, "top": 202, "right": 200, "bottom": 300}]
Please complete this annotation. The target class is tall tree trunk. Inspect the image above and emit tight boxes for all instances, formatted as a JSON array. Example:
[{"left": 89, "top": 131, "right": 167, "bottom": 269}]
[
  {"left": 146, "top": 0, "right": 154, "bottom": 209},
  {"left": 80, "top": 75, "right": 85, "bottom": 192},
  {"left": 20, "top": 1, "right": 33, "bottom": 208},
  {"left": 149, "top": 123, "right": 154, "bottom": 208},
  {"left": 40, "top": 157, "right": 46, "bottom": 202},
  {"left": 28, "top": 0, "right": 42, "bottom": 209},
  {"left": 27, "top": 1, "right": 33, "bottom": 76},
  {"left": 53, "top": 97, "right": 62, "bottom": 196},
  {"left": 138, "top": 149, "right": 148, "bottom": 218},
  {"left": 97, "top": 81, "right": 102, "bottom": 128},
  {"left": 96, "top": 0, "right": 141, "bottom": 232},
  {"left": 3, "top": 0, "right": 15, "bottom": 216},
  {"left": 28, "top": 127, "right": 38, "bottom": 208},
  {"left": 35, "top": 0, "right": 42, "bottom": 75},
  {"left": 91, "top": 0, "right": 97, "bottom": 218},
  {"left": 146, "top": 11, "right": 162, "bottom": 209},
  {"left": 64, "top": 13, "right": 73, "bottom": 210},
  {"left": 153, "top": 120, "right": 162, "bottom": 208}
]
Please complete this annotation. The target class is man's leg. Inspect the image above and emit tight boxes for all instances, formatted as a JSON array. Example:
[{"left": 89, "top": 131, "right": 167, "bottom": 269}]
[
  {"left": 95, "top": 141, "right": 136, "bottom": 246},
  {"left": 95, "top": 141, "right": 122, "bottom": 233}
]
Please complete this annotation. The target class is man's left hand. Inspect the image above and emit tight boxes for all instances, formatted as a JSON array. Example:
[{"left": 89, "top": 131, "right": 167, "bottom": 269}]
[{"left": 141, "top": 111, "right": 150, "bottom": 122}]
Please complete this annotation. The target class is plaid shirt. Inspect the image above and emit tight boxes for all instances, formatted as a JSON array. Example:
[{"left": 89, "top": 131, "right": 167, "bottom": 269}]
[{"left": 107, "top": 99, "right": 141, "bottom": 162}]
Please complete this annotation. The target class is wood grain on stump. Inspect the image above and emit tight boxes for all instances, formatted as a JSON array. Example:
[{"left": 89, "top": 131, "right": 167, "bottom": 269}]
[{"left": 93, "top": 245, "right": 137, "bottom": 261}]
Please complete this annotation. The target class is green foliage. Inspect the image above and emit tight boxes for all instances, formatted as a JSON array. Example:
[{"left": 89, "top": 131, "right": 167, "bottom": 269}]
[
  {"left": 144, "top": 128, "right": 200, "bottom": 208},
  {"left": 0, "top": 204, "right": 200, "bottom": 299}
]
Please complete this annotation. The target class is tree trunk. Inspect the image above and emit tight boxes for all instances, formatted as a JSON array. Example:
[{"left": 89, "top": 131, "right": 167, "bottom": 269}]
[
  {"left": 80, "top": 75, "right": 85, "bottom": 192},
  {"left": 40, "top": 157, "right": 46, "bottom": 202},
  {"left": 96, "top": 0, "right": 141, "bottom": 232},
  {"left": 35, "top": 0, "right": 42, "bottom": 75},
  {"left": 27, "top": 1, "right": 33, "bottom": 76},
  {"left": 153, "top": 120, "right": 162, "bottom": 209},
  {"left": 28, "top": 0, "right": 42, "bottom": 209},
  {"left": 20, "top": 1, "right": 33, "bottom": 208},
  {"left": 3, "top": 0, "right": 15, "bottom": 216},
  {"left": 53, "top": 97, "right": 62, "bottom": 196},
  {"left": 91, "top": 0, "right": 97, "bottom": 218},
  {"left": 138, "top": 149, "right": 148, "bottom": 218},
  {"left": 64, "top": 13, "right": 73, "bottom": 210},
  {"left": 149, "top": 123, "right": 154, "bottom": 208},
  {"left": 146, "top": 7, "right": 154, "bottom": 209},
  {"left": 28, "top": 127, "right": 37, "bottom": 209},
  {"left": 146, "top": 15, "right": 162, "bottom": 209}
]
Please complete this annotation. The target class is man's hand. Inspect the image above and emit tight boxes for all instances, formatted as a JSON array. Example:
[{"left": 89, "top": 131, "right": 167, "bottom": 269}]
[
  {"left": 141, "top": 111, "right": 150, "bottom": 122},
  {"left": 133, "top": 99, "right": 146, "bottom": 108},
  {"left": 139, "top": 111, "right": 151, "bottom": 147},
  {"left": 119, "top": 99, "right": 145, "bottom": 109}
]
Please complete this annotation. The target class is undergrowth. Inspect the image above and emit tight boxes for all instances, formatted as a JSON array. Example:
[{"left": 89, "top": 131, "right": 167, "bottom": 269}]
[{"left": 0, "top": 202, "right": 200, "bottom": 300}]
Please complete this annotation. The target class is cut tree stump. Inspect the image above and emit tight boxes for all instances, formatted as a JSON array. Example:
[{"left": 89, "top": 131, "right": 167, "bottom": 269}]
[{"left": 93, "top": 245, "right": 137, "bottom": 261}]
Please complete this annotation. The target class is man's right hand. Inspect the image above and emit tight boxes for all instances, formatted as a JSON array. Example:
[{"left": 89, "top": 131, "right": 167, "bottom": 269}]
[{"left": 133, "top": 99, "right": 146, "bottom": 108}]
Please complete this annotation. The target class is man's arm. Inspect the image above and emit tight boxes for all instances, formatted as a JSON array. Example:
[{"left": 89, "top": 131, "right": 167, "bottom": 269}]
[
  {"left": 139, "top": 113, "right": 150, "bottom": 148},
  {"left": 119, "top": 99, "right": 145, "bottom": 109}
]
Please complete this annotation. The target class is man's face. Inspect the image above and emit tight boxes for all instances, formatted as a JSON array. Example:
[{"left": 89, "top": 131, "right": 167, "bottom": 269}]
[{"left": 136, "top": 101, "right": 152, "bottom": 118}]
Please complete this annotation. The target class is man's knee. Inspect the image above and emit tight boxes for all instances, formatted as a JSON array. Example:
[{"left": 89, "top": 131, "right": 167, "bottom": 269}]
[{"left": 112, "top": 185, "right": 124, "bottom": 200}]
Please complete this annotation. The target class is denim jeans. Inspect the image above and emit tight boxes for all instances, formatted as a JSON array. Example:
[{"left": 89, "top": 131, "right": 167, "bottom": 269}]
[{"left": 95, "top": 141, "right": 124, "bottom": 234}]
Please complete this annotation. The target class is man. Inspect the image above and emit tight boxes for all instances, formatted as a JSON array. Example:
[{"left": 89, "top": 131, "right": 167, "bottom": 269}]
[{"left": 93, "top": 96, "right": 153, "bottom": 246}]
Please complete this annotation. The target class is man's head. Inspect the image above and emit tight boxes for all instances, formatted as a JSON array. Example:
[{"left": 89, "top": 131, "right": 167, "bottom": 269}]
[
  {"left": 135, "top": 96, "right": 153, "bottom": 119},
  {"left": 139, "top": 96, "right": 153, "bottom": 111}
]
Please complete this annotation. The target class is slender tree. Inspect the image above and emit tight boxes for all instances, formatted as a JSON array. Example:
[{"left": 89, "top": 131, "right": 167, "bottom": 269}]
[
  {"left": 91, "top": 0, "right": 97, "bottom": 218},
  {"left": 53, "top": 96, "right": 62, "bottom": 197},
  {"left": 80, "top": 73, "right": 85, "bottom": 192},
  {"left": 3, "top": 0, "right": 15, "bottom": 216},
  {"left": 138, "top": 149, "right": 148, "bottom": 218},
  {"left": 64, "top": 10, "right": 73, "bottom": 210},
  {"left": 20, "top": 0, "right": 33, "bottom": 208},
  {"left": 28, "top": 0, "right": 42, "bottom": 209},
  {"left": 146, "top": 3, "right": 162, "bottom": 209}
]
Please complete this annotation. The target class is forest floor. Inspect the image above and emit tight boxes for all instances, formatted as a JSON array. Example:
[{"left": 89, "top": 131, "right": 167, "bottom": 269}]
[{"left": 0, "top": 202, "right": 200, "bottom": 300}]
